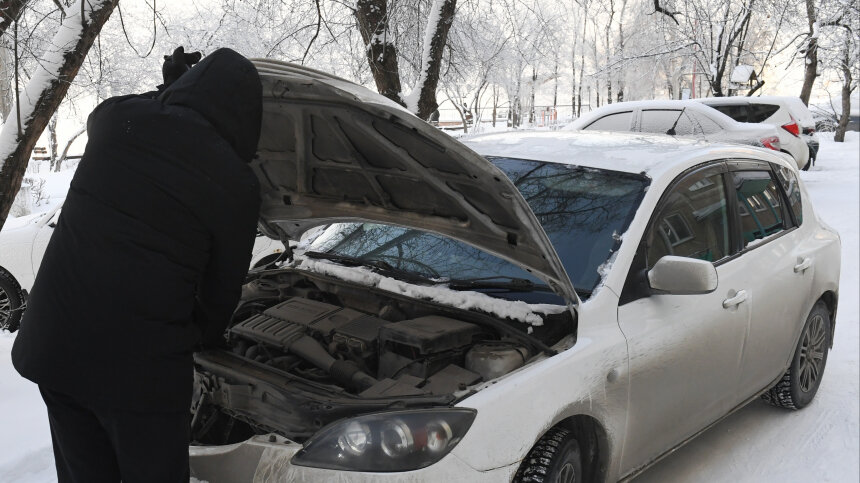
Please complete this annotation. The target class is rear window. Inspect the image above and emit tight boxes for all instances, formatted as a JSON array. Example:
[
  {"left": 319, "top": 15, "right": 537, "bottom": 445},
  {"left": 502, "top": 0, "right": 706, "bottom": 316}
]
[
  {"left": 711, "top": 104, "right": 748, "bottom": 122},
  {"left": 640, "top": 110, "right": 700, "bottom": 136},
  {"left": 775, "top": 165, "right": 803, "bottom": 225},
  {"left": 584, "top": 111, "right": 633, "bottom": 131},
  {"left": 747, "top": 104, "right": 780, "bottom": 123}
]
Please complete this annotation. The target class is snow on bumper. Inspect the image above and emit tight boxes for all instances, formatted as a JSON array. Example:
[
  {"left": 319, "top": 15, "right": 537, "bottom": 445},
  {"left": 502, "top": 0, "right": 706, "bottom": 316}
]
[{"left": 189, "top": 435, "right": 517, "bottom": 482}]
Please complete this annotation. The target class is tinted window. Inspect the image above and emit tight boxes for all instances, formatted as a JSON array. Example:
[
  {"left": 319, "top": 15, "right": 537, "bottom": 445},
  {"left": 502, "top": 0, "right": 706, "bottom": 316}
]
[
  {"left": 748, "top": 104, "right": 780, "bottom": 123},
  {"left": 640, "top": 110, "right": 700, "bottom": 137},
  {"left": 646, "top": 172, "right": 729, "bottom": 266},
  {"left": 711, "top": 104, "right": 748, "bottom": 122},
  {"left": 775, "top": 166, "right": 803, "bottom": 225},
  {"left": 733, "top": 170, "right": 790, "bottom": 248},
  {"left": 585, "top": 111, "right": 633, "bottom": 131}
]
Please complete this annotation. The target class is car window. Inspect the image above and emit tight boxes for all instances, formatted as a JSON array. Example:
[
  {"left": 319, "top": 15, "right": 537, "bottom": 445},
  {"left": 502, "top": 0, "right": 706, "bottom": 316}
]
[
  {"left": 710, "top": 104, "right": 748, "bottom": 122},
  {"left": 640, "top": 109, "right": 700, "bottom": 136},
  {"left": 733, "top": 170, "right": 791, "bottom": 248},
  {"left": 747, "top": 104, "right": 780, "bottom": 123},
  {"left": 774, "top": 165, "right": 803, "bottom": 225},
  {"left": 695, "top": 114, "right": 723, "bottom": 134},
  {"left": 646, "top": 171, "right": 729, "bottom": 267},
  {"left": 584, "top": 111, "right": 633, "bottom": 131}
]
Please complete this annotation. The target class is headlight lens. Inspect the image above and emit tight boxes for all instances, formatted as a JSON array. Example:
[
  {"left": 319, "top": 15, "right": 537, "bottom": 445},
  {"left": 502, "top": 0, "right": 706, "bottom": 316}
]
[{"left": 292, "top": 408, "right": 477, "bottom": 472}]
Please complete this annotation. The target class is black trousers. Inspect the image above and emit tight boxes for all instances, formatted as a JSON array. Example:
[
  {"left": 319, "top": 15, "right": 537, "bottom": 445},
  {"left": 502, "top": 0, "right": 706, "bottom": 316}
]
[{"left": 39, "top": 386, "right": 190, "bottom": 483}]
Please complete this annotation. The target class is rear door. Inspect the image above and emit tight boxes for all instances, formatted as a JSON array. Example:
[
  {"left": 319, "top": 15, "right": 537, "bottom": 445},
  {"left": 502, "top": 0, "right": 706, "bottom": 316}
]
[
  {"left": 617, "top": 161, "right": 751, "bottom": 473},
  {"left": 728, "top": 161, "right": 815, "bottom": 397}
]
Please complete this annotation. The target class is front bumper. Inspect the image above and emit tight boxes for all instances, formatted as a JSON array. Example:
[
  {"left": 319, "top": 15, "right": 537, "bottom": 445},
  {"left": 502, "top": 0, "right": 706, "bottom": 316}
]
[{"left": 189, "top": 435, "right": 518, "bottom": 482}]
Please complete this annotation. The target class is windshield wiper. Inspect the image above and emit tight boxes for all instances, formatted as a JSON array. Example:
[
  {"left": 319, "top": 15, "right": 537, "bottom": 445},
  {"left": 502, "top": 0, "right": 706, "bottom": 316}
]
[
  {"left": 444, "top": 276, "right": 554, "bottom": 293},
  {"left": 302, "top": 251, "right": 433, "bottom": 284}
]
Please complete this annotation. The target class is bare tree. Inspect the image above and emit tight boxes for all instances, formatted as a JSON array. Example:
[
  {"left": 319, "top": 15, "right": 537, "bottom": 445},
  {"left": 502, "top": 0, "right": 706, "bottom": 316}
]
[{"left": 0, "top": 0, "right": 119, "bottom": 230}]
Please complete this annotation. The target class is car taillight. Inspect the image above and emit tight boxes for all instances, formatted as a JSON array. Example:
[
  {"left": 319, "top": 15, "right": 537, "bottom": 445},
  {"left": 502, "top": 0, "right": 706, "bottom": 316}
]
[
  {"left": 761, "top": 136, "right": 781, "bottom": 151},
  {"left": 781, "top": 115, "right": 800, "bottom": 137}
]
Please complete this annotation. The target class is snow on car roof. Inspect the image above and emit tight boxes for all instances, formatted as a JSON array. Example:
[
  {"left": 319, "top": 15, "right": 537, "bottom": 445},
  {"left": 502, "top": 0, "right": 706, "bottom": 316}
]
[{"left": 463, "top": 130, "right": 736, "bottom": 178}]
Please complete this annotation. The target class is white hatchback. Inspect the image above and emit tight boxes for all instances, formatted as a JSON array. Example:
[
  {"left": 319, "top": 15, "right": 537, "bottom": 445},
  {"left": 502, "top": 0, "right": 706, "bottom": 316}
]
[
  {"left": 0, "top": 201, "right": 286, "bottom": 332},
  {"left": 185, "top": 62, "right": 841, "bottom": 482},
  {"left": 697, "top": 96, "right": 818, "bottom": 170}
]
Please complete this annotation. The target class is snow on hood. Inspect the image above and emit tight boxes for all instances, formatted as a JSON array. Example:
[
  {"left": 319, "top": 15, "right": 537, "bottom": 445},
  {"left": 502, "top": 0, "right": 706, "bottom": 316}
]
[
  {"left": 248, "top": 59, "right": 579, "bottom": 306},
  {"left": 295, "top": 257, "right": 567, "bottom": 325}
]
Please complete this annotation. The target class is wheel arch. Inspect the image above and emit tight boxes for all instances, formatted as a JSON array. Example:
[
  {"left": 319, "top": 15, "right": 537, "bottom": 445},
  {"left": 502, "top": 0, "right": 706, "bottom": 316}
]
[
  {"left": 531, "top": 414, "right": 610, "bottom": 483},
  {"left": 818, "top": 290, "right": 838, "bottom": 347}
]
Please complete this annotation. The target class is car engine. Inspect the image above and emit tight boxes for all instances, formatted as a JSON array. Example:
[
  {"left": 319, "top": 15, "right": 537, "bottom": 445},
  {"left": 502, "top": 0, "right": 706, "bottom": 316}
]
[{"left": 190, "top": 269, "right": 572, "bottom": 444}]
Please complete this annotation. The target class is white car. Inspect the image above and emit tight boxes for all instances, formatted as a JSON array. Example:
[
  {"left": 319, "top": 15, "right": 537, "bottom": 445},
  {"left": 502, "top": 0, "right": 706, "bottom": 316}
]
[
  {"left": 0, "top": 201, "right": 286, "bottom": 332},
  {"left": 565, "top": 99, "right": 785, "bottom": 155},
  {"left": 697, "top": 96, "right": 818, "bottom": 170},
  {"left": 186, "top": 61, "right": 841, "bottom": 482}
]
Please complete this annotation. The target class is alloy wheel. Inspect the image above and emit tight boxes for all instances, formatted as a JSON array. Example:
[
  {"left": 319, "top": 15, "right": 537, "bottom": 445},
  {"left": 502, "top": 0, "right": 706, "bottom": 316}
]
[
  {"left": 798, "top": 314, "right": 827, "bottom": 393},
  {"left": 558, "top": 462, "right": 577, "bottom": 483},
  {"left": 0, "top": 286, "right": 11, "bottom": 329}
]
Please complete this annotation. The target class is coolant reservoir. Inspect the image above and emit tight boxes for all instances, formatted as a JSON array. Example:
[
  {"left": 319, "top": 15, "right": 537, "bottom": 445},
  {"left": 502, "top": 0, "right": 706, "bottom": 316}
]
[{"left": 465, "top": 341, "right": 529, "bottom": 381}]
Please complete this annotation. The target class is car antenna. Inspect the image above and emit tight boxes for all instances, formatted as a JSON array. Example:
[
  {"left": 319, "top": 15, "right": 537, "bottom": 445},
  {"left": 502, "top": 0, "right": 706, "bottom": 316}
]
[{"left": 666, "top": 107, "right": 686, "bottom": 136}]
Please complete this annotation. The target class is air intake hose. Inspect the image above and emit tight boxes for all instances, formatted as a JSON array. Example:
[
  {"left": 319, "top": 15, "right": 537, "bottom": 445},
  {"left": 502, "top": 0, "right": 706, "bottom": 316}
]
[{"left": 288, "top": 335, "right": 377, "bottom": 391}]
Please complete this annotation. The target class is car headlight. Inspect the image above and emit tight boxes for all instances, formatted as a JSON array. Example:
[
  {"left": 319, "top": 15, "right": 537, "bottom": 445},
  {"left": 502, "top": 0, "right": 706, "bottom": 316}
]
[{"left": 291, "top": 408, "right": 477, "bottom": 472}]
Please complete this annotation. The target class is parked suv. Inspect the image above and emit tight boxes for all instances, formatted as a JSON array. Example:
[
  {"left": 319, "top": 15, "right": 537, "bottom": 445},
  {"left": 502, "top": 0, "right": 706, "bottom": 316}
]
[{"left": 697, "top": 96, "right": 819, "bottom": 170}]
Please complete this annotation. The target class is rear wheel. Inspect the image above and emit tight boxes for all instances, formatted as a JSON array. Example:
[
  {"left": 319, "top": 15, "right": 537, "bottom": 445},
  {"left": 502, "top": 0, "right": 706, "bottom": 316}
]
[
  {"left": 761, "top": 301, "right": 831, "bottom": 409},
  {"left": 0, "top": 268, "right": 25, "bottom": 333},
  {"left": 514, "top": 427, "right": 582, "bottom": 483}
]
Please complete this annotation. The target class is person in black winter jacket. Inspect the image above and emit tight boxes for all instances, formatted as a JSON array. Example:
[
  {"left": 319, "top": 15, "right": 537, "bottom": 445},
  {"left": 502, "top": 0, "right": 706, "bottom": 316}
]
[{"left": 11, "top": 47, "right": 262, "bottom": 482}]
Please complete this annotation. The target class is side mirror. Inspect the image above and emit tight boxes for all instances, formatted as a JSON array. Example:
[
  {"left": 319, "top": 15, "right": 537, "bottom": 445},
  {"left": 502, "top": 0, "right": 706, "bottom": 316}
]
[{"left": 648, "top": 256, "right": 718, "bottom": 295}]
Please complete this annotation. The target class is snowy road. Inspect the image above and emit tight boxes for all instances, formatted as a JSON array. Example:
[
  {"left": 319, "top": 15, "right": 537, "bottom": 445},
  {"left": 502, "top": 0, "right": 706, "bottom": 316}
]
[{"left": 0, "top": 133, "right": 857, "bottom": 482}]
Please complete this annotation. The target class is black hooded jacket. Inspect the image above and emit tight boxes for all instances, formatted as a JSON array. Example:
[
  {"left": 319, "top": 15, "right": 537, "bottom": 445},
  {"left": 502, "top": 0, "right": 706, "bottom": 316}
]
[{"left": 12, "top": 48, "right": 262, "bottom": 412}]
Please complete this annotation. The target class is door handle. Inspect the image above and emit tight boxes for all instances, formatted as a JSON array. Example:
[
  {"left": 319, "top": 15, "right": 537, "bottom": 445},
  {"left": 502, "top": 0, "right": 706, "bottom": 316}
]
[
  {"left": 794, "top": 257, "right": 812, "bottom": 273},
  {"left": 722, "top": 290, "right": 748, "bottom": 309}
]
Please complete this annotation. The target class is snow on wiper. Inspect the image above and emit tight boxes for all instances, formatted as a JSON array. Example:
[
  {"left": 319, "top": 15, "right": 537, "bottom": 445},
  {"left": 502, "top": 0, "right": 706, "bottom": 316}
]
[
  {"left": 444, "top": 276, "right": 554, "bottom": 292},
  {"left": 302, "top": 251, "right": 434, "bottom": 284}
]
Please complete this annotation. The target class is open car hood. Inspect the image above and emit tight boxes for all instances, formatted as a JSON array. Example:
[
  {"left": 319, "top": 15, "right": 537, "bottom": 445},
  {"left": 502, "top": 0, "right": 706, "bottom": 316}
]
[{"left": 250, "top": 60, "right": 579, "bottom": 307}]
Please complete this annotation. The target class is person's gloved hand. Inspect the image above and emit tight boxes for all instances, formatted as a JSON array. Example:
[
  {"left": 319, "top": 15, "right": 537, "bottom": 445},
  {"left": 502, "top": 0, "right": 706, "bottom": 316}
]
[{"left": 161, "top": 46, "right": 203, "bottom": 88}]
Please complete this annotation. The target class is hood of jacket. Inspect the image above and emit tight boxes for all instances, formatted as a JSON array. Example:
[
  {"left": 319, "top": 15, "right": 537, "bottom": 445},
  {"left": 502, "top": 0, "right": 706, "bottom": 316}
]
[{"left": 159, "top": 48, "right": 263, "bottom": 162}]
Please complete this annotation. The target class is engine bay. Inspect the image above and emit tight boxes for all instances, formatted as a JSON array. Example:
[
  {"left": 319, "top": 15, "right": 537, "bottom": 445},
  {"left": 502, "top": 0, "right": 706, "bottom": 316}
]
[{"left": 191, "top": 268, "right": 574, "bottom": 444}]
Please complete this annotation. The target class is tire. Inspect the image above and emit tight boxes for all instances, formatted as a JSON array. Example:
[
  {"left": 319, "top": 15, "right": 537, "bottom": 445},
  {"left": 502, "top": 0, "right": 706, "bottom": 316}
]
[
  {"left": 761, "top": 301, "right": 831, "bottom": 409},
  {"left": 513, "top": 427, "right": 582, "bottom": 483},
  {"left": 0, "top": 268, "right": 25, "bottom": 333},
  {"left": 801, "top": 158, "right": 811, "bottom": 171}
]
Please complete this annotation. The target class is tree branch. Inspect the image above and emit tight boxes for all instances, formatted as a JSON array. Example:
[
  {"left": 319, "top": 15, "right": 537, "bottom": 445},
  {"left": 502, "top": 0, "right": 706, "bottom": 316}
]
[{"left": 652, "top": 0, "right": 679, "bottom": 25}]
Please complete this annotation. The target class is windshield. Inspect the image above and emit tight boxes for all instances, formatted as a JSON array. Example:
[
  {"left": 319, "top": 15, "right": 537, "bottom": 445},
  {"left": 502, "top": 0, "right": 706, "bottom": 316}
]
[{"left": 305, "top": 157, "right": 648, "bottom": 302}]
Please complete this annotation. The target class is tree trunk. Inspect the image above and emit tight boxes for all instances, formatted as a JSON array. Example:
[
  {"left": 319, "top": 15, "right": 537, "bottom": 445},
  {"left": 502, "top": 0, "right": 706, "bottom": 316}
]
[
  {"left": 408, "top": 0, "right": 456, "bottom": 120},
  {"left": 0, "top": 43, "right": 13, "bottom": 121},
  {"left": 834, "top": 39, "right": 853, "bottom": 143},
  {"left": 528, "top": 67, "right": 536, "bottom": 124},
  {"left": 48, "top": 113, "right": 57, "bottom": 170},
  {"left": 55, "top": 125, "right": 86, "bottom": 172},
  {"left": 0, "top": 0, "right": 28, "bottom": 39},
  {"left": 355, "top": 0, "right": 403, "bottom": 105},
  {"left": 0, "top": 0, "right": 118, "bottom": 230},
  {"left": 799, "top": 0, "right": 817, "bottom": 105}
]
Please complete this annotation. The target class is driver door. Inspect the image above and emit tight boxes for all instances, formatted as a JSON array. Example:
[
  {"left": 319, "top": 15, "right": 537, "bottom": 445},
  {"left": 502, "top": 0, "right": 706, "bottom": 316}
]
[{"left": 617, "top": 162, "right": 751, "bottom": 474}]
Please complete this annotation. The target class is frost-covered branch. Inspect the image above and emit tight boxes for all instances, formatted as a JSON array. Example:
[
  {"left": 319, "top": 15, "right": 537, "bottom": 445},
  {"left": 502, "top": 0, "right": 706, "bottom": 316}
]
[{"left": 0, "top": 0, "right": 28, "bottom": 39}]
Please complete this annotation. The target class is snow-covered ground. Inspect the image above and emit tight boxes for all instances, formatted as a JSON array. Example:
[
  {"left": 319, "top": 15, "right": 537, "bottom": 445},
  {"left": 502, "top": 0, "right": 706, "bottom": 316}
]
[{"left": 0, "top": 133, "right": 857, "bottom": 482}]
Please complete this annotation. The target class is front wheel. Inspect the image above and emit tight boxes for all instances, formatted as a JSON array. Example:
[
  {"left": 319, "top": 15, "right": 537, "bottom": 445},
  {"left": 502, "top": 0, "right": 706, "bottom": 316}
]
[
  {"left": 514, "top": 427, "right": 582, "bottom": 483},
  {"left": 761, "top": 301, "right": 831, "bottom": 409},
  {"left": 0, "top": 268, "right": 25, "bottom": 333}
]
